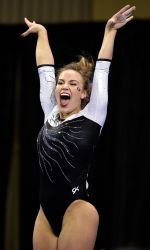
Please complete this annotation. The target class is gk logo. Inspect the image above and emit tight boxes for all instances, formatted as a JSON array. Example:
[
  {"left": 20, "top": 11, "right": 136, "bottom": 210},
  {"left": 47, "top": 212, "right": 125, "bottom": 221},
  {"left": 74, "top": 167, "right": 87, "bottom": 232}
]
[{"left": 72, "top": 186, "right": 79, "bottom": 194}]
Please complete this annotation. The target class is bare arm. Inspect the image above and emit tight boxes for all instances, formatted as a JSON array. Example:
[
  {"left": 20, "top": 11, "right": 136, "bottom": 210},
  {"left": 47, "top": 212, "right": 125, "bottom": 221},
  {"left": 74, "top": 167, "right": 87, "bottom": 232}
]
[
  {"left": 98, "top": 5, "right": 136, "bottom": 60},
  {"left": 21, "top": 18, "right": 54, "bottom": 66},
  {"left": 35, "top": 28, "right": 54, "bottom": 66}
]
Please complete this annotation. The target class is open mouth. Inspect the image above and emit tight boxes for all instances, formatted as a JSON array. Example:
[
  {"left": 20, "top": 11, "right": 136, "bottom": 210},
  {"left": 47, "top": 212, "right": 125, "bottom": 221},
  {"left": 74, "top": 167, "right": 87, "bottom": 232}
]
[
  {"left": 60, "top": 94, "right": 70, "bottom": 100},
  {"left": 60, "top": 93, "right": 70, "bottom": 107}
]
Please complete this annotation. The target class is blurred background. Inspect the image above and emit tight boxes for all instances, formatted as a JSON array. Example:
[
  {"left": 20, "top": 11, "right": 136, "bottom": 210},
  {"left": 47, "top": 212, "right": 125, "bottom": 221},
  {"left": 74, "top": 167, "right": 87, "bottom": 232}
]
[{"left": 0, "top": 0, "right": 150, "bottom": 250}]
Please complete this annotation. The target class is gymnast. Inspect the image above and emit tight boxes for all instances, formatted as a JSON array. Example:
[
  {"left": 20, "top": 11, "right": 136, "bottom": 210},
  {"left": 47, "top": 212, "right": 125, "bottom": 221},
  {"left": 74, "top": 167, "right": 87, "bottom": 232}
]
[{"left": 22, "top": 4, "right": 135, "bottom": 250}]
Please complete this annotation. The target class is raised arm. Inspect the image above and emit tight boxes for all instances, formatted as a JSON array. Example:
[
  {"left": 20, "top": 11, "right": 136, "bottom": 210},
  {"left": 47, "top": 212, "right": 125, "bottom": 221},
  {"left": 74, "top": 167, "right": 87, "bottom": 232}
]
[
  {"left": 21, "top": 18, "right": 54, "bottom": 66},
  {"left": 84, "top": 5, "right": 136, "bottom": 127},
  {"left": 21, "top": 19, "right": 56, "bottom": 122},
  {"left": 98, "top": 4, "right": 136, "bottom": 60}
]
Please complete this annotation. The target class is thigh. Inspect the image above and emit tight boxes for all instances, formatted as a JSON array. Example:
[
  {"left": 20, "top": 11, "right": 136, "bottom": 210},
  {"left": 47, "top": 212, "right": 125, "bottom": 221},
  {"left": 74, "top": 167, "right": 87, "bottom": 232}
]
[
  {"left": 58, "top": 199, "right": 99, "bottom": 250},
  {"left": 33, "top": 206, "right": 58, "bottom": 250}
]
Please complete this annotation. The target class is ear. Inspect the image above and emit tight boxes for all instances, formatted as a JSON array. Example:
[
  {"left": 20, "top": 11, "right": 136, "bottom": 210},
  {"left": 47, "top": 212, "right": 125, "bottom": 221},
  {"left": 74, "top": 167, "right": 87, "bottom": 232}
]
[{"left": 81, "top": 89, "right": 87, "bottom": 100}]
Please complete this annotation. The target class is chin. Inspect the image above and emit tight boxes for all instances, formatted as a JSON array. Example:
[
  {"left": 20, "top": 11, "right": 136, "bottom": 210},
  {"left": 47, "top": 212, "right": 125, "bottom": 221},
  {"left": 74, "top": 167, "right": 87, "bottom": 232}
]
[
  {"left": 59, "top": 106, "right": 70, "bottom": 114},
  {"left": 58, "top": 103, "right": 81, "bottom": 118}
]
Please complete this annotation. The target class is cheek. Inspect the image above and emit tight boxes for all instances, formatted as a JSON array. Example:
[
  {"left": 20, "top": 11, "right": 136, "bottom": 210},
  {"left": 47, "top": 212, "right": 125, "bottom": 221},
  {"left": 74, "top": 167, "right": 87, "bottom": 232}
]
[
  {"left": 54, "top": 87, "right": 59, "bottom": 101},
  {"left": 73, "top": 86, "right": 85, "bottom": 98},
  {"left": 76, "top": 86, "right": 81, "bottom": 92},
  {"left": 73, "top": 88, "right": 82, "bottom": 100},
  {"left": 55, "top": 85, "right": 59, "bottom": 95}
]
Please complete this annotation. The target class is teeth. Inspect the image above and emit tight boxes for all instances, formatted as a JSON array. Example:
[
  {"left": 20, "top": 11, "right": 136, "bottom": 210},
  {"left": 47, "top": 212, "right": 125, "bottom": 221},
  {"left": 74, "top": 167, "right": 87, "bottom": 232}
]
[
  {"left": 60, "top": 93, "right": 70, "bottom": 100},
  {"left": 60, "top": 92, "right": 70, "bottom": 100},
  {"left": 60, "top": 93, "right": 70, "bottom": 96}
]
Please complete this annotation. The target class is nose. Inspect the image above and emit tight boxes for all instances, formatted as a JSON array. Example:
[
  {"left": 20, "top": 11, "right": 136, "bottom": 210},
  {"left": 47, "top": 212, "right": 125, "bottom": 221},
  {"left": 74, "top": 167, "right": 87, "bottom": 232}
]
[{"left": 62, "top": 82, "right": 69, "bottom": 89}]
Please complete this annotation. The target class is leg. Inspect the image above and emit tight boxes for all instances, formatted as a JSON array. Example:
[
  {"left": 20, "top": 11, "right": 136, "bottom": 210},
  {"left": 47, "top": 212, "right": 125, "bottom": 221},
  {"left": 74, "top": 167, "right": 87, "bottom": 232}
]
[
  {"left": 33, "top": 206, "right": 58, "bottom": 250},
  {"left": 58, "top": 199, "right": 99, "bottom": 250}
]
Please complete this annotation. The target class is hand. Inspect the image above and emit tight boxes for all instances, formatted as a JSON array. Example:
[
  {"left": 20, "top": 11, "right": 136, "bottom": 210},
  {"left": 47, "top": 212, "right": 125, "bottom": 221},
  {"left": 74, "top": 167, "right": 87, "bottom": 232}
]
[
  {"left": 21, "top": 17, "right": 46, "bottom": 37},
  {"left": 106, "top": 5, "right": 136, "bottom": 31}
]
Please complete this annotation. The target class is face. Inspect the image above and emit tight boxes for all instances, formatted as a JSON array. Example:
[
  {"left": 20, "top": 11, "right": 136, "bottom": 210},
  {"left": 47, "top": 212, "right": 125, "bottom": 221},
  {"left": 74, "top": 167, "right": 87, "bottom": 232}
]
[{"left": 55, "top": 69, "right": 87, "bottom": 119}]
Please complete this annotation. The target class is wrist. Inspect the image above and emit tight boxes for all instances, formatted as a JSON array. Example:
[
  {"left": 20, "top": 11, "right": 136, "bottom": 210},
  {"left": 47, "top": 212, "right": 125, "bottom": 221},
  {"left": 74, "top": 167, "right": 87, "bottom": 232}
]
[
  {"left": 38, "top": 26, "right": 47, "bottom": 36},
  {"left": 105, "top": 20, "right": 118, "bottom": 33},
  {"left": 104, "top": 26, "right": 117, "bottom": 39}
]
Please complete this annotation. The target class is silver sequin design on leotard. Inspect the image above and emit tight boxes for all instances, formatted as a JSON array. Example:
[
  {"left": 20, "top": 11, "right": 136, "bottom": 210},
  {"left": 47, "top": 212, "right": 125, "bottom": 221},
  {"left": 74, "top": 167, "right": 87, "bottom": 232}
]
[
  {"left": 37, "top": 60, "right": 111, "bottom": 235},
  {"left": 37, "top": 118, "right": 86, "bottom": 183}
]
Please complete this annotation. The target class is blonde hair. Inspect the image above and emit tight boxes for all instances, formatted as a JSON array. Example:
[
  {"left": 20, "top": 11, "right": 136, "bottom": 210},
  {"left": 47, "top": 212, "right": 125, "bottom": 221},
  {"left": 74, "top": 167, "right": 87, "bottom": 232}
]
[{"left": 56, "top": 56, "right": 94, "bottom": 107}]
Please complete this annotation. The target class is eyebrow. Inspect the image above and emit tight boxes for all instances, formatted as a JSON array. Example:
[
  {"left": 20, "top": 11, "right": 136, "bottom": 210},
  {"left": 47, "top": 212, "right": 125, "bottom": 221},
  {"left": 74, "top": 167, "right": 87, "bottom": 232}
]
[{"left": 58, "top": 79, "right": 80, "bottom": 84}]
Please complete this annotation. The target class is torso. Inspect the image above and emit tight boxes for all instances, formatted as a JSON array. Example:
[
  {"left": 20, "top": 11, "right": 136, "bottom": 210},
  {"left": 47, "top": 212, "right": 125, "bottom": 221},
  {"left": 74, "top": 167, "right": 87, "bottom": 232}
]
[{"left": 37, "top": 115, "right": 101, "bottom": 193}]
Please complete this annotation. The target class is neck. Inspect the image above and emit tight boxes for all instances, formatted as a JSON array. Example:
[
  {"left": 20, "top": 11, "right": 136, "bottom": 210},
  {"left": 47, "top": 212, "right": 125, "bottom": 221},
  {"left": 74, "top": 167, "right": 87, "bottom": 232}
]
[{"left": 59, "top": 108, "right": 81, "bottom": 120}]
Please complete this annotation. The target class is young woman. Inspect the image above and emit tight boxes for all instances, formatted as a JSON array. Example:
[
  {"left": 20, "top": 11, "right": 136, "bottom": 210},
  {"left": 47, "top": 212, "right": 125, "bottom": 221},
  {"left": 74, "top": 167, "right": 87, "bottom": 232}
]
[{"left": 22, "top": 5, "right": 135, "bottom": 250}]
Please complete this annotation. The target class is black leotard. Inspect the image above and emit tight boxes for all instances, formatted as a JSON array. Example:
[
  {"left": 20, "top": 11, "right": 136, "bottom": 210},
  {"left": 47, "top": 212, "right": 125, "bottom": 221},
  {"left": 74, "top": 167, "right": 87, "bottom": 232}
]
[{"left": 37, "top": 60, "right": 111, "bottom": 235}]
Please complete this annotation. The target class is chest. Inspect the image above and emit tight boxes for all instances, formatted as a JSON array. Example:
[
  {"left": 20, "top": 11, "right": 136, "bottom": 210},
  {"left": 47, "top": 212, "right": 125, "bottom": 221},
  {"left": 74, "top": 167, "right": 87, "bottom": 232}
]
[
  {"left": 41, "top": 117, "right": 100, "bottom": 152},
  {"left": 37, "top": 116, "right": 101, "bottom": 183}
]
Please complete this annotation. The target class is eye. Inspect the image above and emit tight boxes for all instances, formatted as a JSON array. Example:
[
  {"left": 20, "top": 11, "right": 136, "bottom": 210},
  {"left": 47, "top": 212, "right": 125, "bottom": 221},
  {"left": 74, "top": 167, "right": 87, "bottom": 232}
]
[
  {"left": 70, "top": 80, "right": 78, "bottom": 86},
  {"left": 70, "top": 82, "right": 77, "bottom": 86},
  {"left": 57, "top": 80, "right": 63, "bottom": 85}
]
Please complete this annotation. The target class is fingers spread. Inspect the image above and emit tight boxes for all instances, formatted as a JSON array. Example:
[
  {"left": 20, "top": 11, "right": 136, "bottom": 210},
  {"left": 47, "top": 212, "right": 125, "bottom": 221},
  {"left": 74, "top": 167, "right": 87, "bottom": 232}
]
[
  {"left": 118, "top": 5, "right": 136, "bottom": 16},
  {"left": 21, "top": 29, "right": 30, "bottom": 37},
  {"left": 117, "top": 4, "right": 131, "bottom": 14},
  {"left": 126, "top": 15, "right": 134, "bottom": 23},
  {"left": 24, "top": 17, "right": 33, "bottom": 27},
  {"left": 124, "top": 6, "right": 136, "bottom": 18}
]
